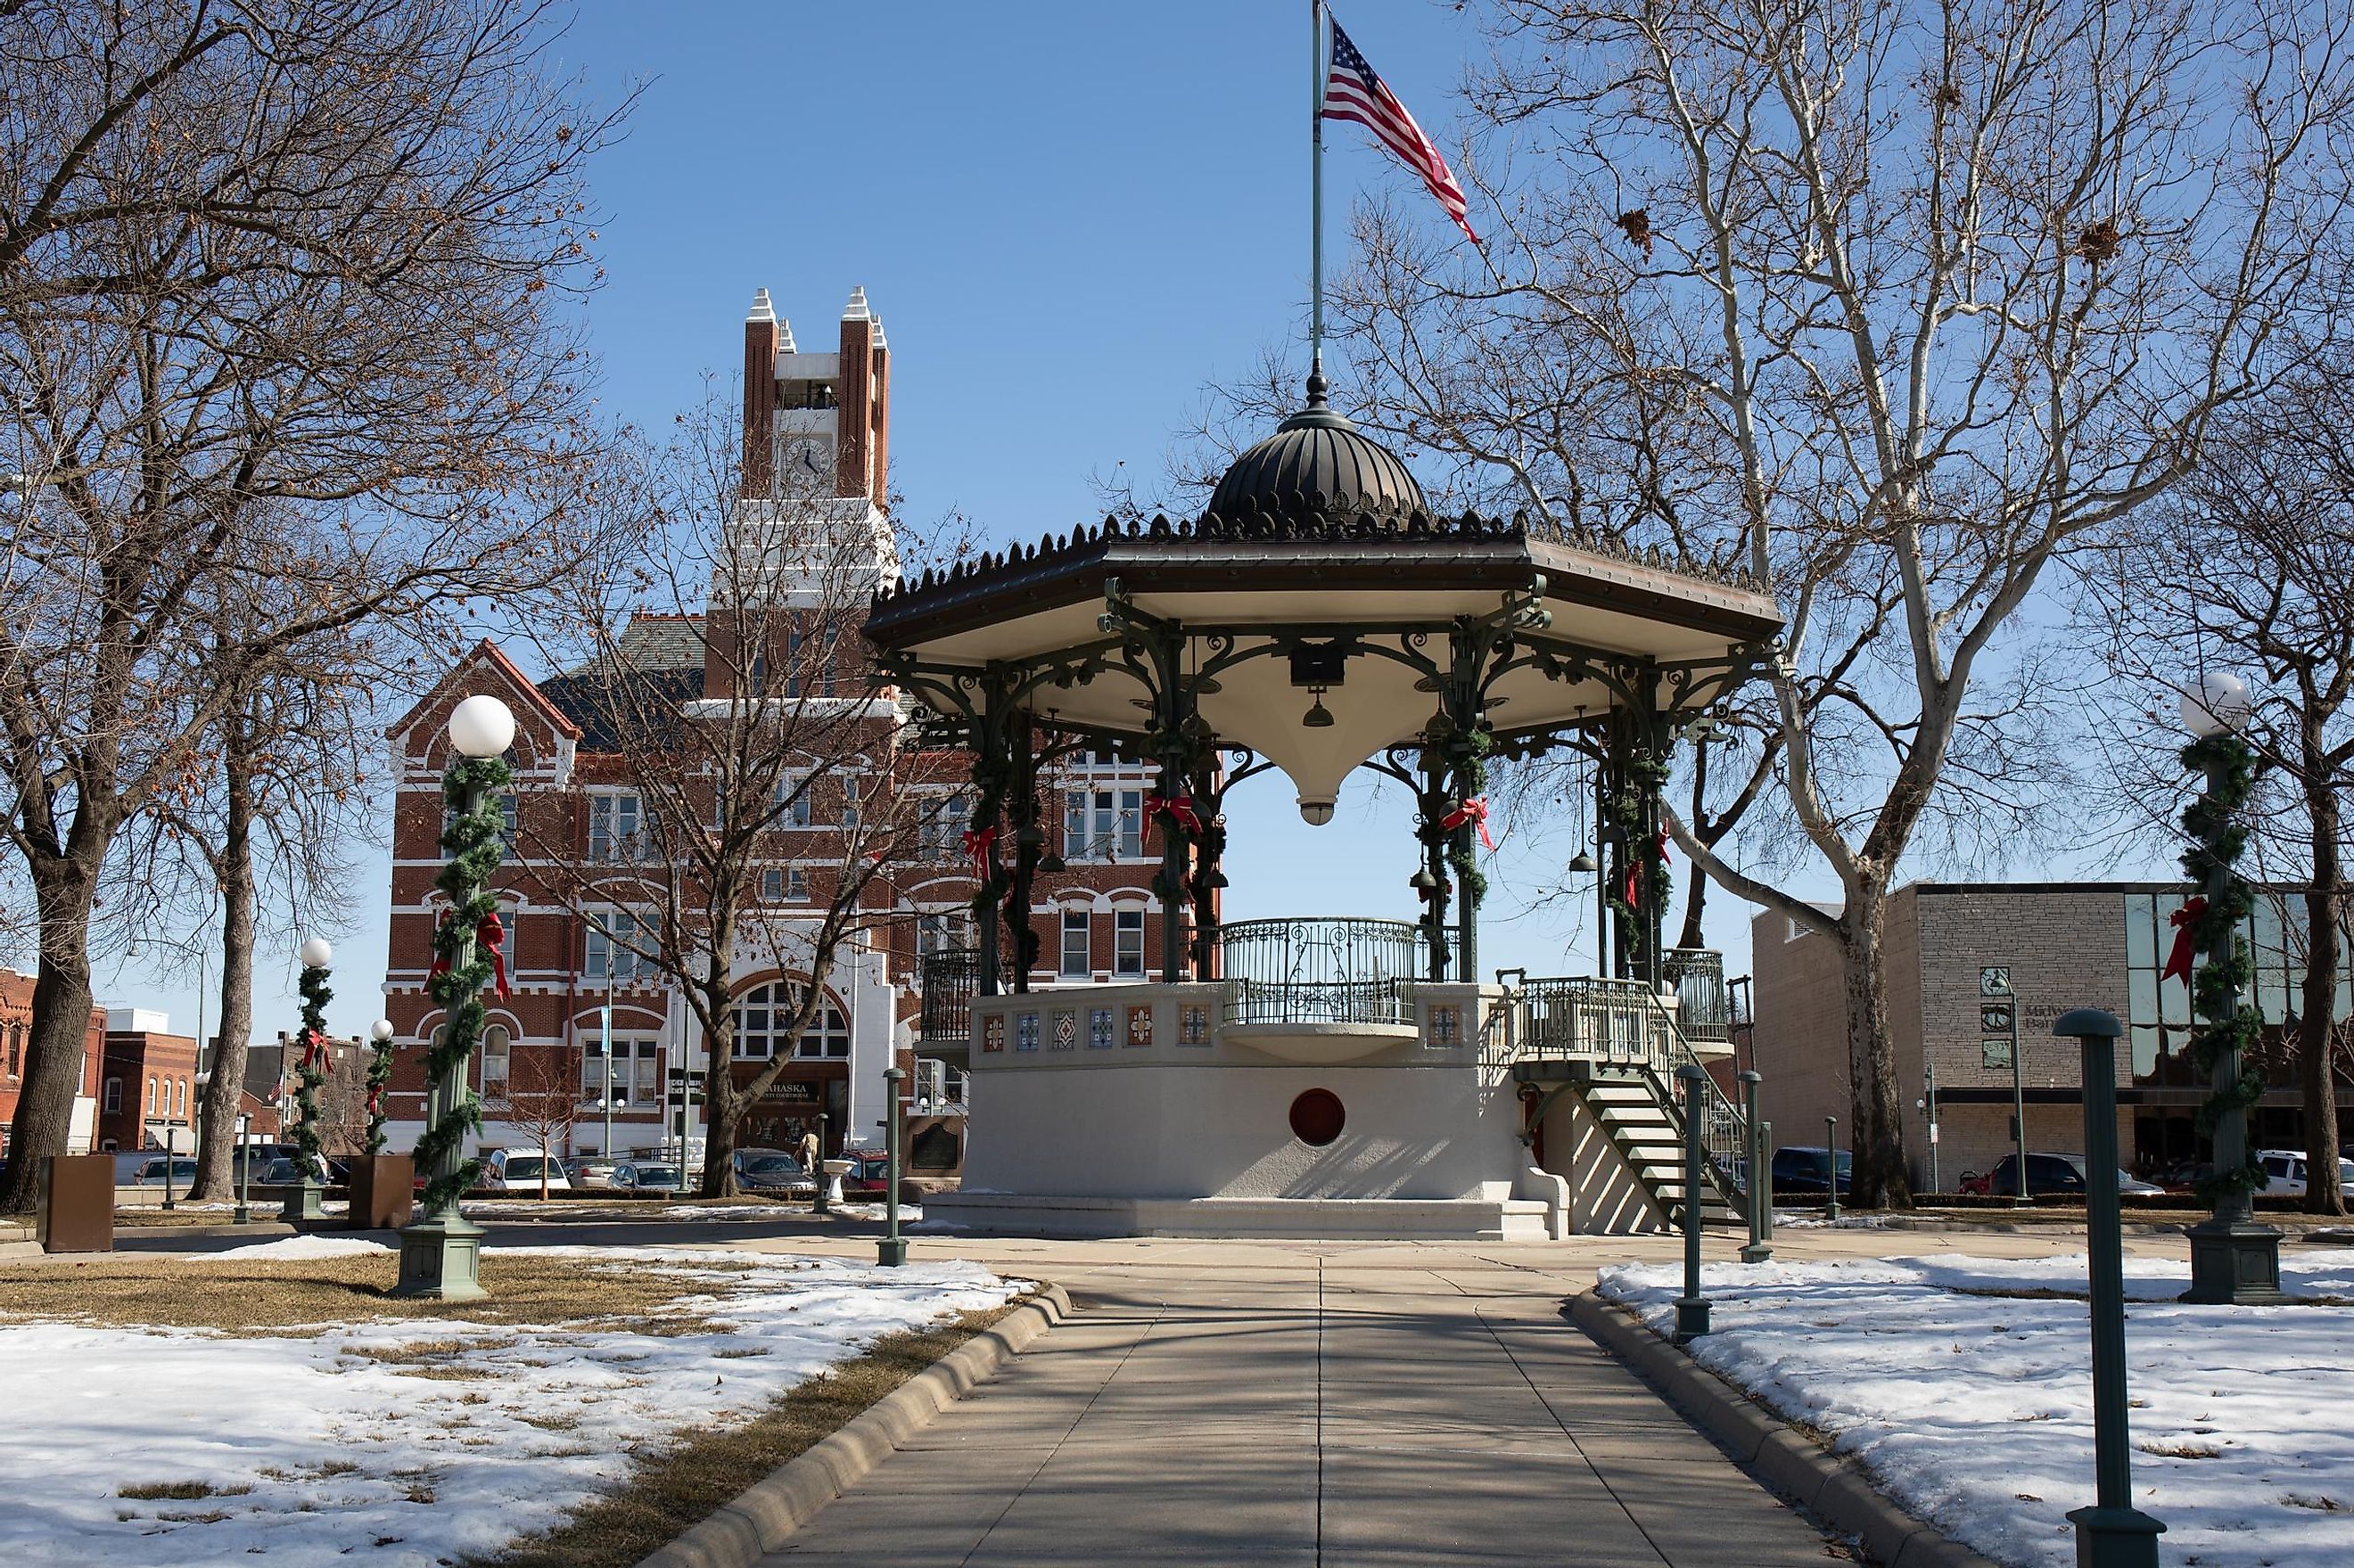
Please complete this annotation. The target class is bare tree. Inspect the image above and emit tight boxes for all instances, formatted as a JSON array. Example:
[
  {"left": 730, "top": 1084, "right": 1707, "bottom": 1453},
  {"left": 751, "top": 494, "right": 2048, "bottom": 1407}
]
[
  {"left": 515, "top": 392, "right": 953, "bottom": 1199},
  {"left": 2086, "top": 368, "right": 2354, "bottom": 1214},
  {"left": 1234, "top": 0, "right": 2354, "bottom": 1204},
  {"left": 0, "top": 1, "right": 630, "bottom": 1213},
  {"left": 481, "top": 1045, "right": 580, "bottom": 1199}
]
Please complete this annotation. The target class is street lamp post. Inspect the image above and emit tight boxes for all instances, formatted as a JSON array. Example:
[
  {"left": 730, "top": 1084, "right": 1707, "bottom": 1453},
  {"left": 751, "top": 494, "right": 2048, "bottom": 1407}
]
[
  {"left": 393, "top": 693, "right": 514, "bottom": 1301},
  {"left": 2177, "top": 671, "right": 2284, "bottom": 1305},
  {"left": 2055, "top": 1006, "right": 2167, "bottom": 1568},
  {"left": 877, "top": 1065, "right": 908, "bottom": 1268},
  {"left": 282, "top": 937, "right": 335, "bottom": 1222}
]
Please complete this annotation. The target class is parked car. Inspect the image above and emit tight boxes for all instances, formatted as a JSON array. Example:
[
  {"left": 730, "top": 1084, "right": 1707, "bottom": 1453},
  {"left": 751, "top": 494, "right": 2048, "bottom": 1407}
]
[
  {"left": 841, "top": 1152, "right": 893, "bottom": 1195},
  {"left": 2256, "top": 1149, "right": 2354, "bottom": 1198},
  {"left": 254, "top": 1154, "right": 334, "bottom": 1186},
  {"left": 1769, "top": 1145, "right": 1851, "bottom": 1195},
  {"left": 733, "top": 1147, "right": 815, "bottom": 1194},
  {"left": 609, "top": 1162, "right": 684, "bottom": 1194},
  {"left": 484, "top": 1151, "right": 572, "bottom": 1194},
  {"left": 120, "top": 1155, "right": 199, "bottom": 1186},
  {"left": 1959, "top": 1153, "right": 2160, "bottom": 1199},
  {"left": 564, "top": 1157, "right": 620, "bottom": 1190}
]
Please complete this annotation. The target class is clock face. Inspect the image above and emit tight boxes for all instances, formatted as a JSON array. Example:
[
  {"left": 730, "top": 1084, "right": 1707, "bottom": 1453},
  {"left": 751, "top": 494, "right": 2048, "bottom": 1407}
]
[{"left": 782, "top": 437, "right": 829, "bottom": 480}]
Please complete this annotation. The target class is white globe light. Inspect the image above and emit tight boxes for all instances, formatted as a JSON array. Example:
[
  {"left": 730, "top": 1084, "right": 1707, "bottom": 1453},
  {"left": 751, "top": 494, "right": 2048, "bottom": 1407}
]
[
  {"left": 2178, "top": 671, "right": 2251, "bottom": 737},
  {"left": 1298, "top": 797, "right": 1336, "bottom": 826},
  {"left": 447, "top": 693, "right": 516, "bottom": 759},
  {"left": 299, "top": 937, "right": 333, "bottom": 968},
  {"left": 370, "top": 1018, "right": 396, "bottom": 1044}
]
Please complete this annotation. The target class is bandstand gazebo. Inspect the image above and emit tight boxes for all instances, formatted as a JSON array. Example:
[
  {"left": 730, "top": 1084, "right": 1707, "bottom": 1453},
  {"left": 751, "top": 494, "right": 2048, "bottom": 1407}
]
[{"left": 866, "top": 379, "right": 1784, "bottom": 1237}]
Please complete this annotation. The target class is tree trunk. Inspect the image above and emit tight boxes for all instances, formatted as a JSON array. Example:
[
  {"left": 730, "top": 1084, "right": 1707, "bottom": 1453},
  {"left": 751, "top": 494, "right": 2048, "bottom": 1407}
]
[
  {"left": 188, "top": 735, "right": 257, "bottom": 1201},
  {"left": 697, "top": 965, "right": 743, "bottom": 1200},
  {"left": 0, "top": 858, "right": 103, "bottom": 1216},
  {"left": 1839, "top": 883, "right": 1914, "bottom": 1209},
  {"left": 1675, "top": 743, "right": 1711, "bottom": 951},
  {"left": 2300, "top": 722, "right": 2345, "bottom": 1216}
]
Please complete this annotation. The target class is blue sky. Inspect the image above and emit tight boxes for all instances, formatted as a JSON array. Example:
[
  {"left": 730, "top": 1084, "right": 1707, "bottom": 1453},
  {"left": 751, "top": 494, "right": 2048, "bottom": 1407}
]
[{"left": 102, "top": 0, "right": 1801, "bottom": 1039}]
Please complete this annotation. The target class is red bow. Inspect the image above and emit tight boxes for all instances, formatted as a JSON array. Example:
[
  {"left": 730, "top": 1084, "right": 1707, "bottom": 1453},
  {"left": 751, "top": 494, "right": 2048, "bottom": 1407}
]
[
  {"left": 300, "top": 1028, "right": 325, "bottom": 1071},
  {"left": 2162, "top": 897, "right": 2206, "bottom": 986},
  {"left": 476, "top": 910, "right": 510, "bottom": 999},
  {"left": 1622, "top": 828, "right": 1671, "bottom": 907},
  {"left": 1144, "top": 793, "right": 1201, "bottom": 839},
  {"left": 1439, "top": 797, "right": 1496, "bottom": 850},
  {"left": 366, "top": 1085, "right": 383, "bottom": 1116},
  {"left": 960, "top": 825, "right": 998, "bottom": 882}
]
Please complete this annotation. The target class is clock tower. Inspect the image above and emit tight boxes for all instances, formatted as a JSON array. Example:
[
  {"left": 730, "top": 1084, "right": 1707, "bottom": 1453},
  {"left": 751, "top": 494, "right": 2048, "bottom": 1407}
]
[{"left": 740, "top": 284, "right": 891, "bottom": 509}]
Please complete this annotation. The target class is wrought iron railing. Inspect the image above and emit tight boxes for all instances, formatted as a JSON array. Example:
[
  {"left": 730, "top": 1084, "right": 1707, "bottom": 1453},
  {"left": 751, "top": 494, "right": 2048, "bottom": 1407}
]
[
  {"left": 1662, "top": 948, "right": 1731, "bottom": 1043},
  {"left": 918, "top": 948, "right": 984, "bottom": 1043},
  {"left": 1219, "top": 916, "right": 1424, "bottom": 1025},
  {"left": 1491, "top": 969, "right": 1752, "bottom": 1213}
]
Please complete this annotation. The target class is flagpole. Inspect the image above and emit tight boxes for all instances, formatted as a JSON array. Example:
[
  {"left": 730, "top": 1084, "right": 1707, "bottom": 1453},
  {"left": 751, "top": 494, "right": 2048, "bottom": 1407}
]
[{"left": 1309, "top": 0, "right": 1326, "bottom": 387}]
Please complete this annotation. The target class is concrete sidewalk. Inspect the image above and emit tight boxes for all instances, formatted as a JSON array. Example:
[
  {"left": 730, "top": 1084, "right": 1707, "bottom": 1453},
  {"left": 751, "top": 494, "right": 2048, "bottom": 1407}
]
[{"left": 749, "top": 1238, "right": 1846, "bottom": 1566}]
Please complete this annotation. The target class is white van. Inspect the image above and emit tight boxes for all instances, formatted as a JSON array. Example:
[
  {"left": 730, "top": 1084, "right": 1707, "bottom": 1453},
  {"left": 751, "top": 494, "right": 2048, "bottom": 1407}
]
[{"left": 482, "top": 1149, "right": 572, "bottom": 1194}]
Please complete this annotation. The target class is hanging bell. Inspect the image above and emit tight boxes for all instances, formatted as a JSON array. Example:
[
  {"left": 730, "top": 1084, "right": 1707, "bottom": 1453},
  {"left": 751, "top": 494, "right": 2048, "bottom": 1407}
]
[
  {"left": 1568, "top": 851, "right": 1599, "bottom": 874},
  {"left": 1303, "top": 685, "right": 1336, "bottom": 728}
]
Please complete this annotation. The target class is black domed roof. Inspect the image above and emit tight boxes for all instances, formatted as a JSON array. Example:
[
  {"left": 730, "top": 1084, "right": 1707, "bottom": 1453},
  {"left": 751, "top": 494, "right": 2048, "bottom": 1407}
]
[{"left": 1206, "top": 375, "right": 1427, "bottom": 525}]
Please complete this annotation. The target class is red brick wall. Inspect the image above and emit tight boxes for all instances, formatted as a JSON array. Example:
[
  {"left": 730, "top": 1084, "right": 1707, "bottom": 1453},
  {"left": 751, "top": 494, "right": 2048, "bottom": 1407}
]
[{"left": 0, "top": 970, "right": 103, "bottom": 1154}]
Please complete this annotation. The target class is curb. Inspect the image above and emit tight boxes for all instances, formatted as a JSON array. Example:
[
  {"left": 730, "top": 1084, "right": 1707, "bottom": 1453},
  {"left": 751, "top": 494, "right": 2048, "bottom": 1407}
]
[
  {"left": 635, "top": 1284, "right": 1073, "bottom": 1568},
  {"left": 1570, "top": 1291, "right": 2001, "bottom": 1568}
]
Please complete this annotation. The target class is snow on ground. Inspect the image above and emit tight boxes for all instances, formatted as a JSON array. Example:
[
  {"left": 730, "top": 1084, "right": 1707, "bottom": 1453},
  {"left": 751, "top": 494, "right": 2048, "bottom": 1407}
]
[
  {"left": 1600, "top": 1252, "right": 2354, "bottom": 1568},
  {"left": 199, "top": 1236, "right": 396, "bottom": 1260},
  {"left": 0, "top": 1245, "right": 1019, "bottom": 1567}
]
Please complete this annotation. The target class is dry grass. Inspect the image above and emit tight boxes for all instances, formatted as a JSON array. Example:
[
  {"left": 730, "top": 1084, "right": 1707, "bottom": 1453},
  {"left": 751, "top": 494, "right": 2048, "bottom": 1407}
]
[
  {"left": 118, "top": 1481, "right": 250, "bottom": 1500},
  {"left": 0, "top": 1253, "right": 741, "bottom": 1334},
  {"left": 483, "top": 1302, "right": 1020, "bottom": 1568}
]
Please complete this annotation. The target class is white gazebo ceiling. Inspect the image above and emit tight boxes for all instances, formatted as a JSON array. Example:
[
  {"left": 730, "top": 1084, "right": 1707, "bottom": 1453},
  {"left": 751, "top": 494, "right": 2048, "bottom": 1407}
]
[{"left": 866, "top": 518, "right": 1782, "bottom": 819}]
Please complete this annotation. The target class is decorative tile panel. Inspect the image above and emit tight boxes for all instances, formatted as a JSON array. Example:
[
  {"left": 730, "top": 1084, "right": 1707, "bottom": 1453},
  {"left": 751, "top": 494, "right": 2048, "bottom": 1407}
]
[
  {"left": 1089, "top": 1008, "right": 1115, "bottom": 1050},
  {"left": 1428, "top": 1005, "right": 1461, "bottom": 1048},
  {"left": 1124, "top": 1005, "right": 1154, "bottom": 1047},
  {"left": 1016, "top": 1012, "right": 1041, "bottom": 1052},
  {"left": 1051, "top": 1009, "right": 1078, "bottom": 1050},
  {"left": 983, "top": 1014, "right": 1006, "bottom": 1054},
  {"left": 1179, "top": 1004, "right": 1210, "bottom": 1047}
]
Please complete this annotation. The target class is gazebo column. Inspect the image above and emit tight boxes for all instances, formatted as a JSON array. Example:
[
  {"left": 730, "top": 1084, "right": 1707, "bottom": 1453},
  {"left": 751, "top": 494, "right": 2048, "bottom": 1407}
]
[
  {"left": 1185, "top": 750, "right": 1228, "bottom": 981},
  {"left": 1436, "top": 628, "right": 1492, "bottom": 985},
  {"left": 1604, "top": 686, "right": 1674, "bottom": 989},
  {"left": 1004, "top": 709, "right": 1041, "bottom": 993},
  {"left": 962, "top": 677, "right": 1020, "bottom": 997},
  {"left": 1415, "top": 751, "right": 1451, "bottom": 981}
]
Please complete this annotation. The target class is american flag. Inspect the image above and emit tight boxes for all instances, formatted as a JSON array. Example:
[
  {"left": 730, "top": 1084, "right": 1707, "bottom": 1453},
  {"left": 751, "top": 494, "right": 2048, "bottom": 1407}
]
[{"left": 1322, "top": 15, "right": 1479, "bottom": 244}]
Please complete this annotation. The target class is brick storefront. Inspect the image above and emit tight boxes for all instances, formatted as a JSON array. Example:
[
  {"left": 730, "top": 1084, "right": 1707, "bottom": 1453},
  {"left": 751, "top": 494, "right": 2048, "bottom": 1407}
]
[{"left": 1751, "top": 882, "right": 2352, "bottom": 1190}]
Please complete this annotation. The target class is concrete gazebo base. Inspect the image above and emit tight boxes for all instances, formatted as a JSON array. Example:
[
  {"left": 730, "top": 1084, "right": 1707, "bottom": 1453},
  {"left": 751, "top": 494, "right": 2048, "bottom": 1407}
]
[{"left": 922, "top": 1191, "right": 1563, "bottom": 1241}]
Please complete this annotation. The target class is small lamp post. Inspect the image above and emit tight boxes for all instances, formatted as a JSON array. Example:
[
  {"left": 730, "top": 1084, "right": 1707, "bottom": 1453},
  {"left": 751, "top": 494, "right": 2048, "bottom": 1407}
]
[
  {"left": 234, "top": 1112, "right": 252, "bottom": 1224},
  {"left": 814, "top": 1110, "right": 831, "bottom": 1216},
  {"left": 1823, "top": 1114, "right": 1840, "bottom": 1221},
  {"left": 393, "top": 692, "right": 514, "bottom": 1301},
  {"left": 365, "top": 1019, "right": 395, "bottom": 1154},
  {"left": 2177, "top": 671, "right": 2284, "bottom": 1304},
  {"left": 877, "top": 1065, "right": 908, "bottom": 1268},
  {"left": 1673, "top": 1063, "right": 1711, "bottom": 1342},
  {"left": 1739, "top": 1070, "right": 1771, "bottom": 1263},
  {"left": 2054, "top": 1006, "right": 2167, "bottom": 1568}
]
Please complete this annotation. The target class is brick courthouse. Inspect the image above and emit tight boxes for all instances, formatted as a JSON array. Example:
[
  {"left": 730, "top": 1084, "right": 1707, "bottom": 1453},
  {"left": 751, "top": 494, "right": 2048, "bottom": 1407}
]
[{"left": 376, "top": 289, "right": 1170, "bottom": 1162}]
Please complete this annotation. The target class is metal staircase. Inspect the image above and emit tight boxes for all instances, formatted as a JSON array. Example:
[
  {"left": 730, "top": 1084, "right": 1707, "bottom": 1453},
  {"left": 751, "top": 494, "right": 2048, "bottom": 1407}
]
[{"left": 1484, "top": 975, "right": 1750, "bottom": 1228}]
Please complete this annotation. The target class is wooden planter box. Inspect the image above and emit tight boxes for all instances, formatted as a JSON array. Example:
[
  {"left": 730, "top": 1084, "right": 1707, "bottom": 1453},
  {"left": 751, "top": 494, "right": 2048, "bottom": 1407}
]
[
  {"left": 38, "top": 1154, "right": 114, "bottom": 1253},
  {"left": 347, "top": 1154, "right": 415, "bottom": 1230}
]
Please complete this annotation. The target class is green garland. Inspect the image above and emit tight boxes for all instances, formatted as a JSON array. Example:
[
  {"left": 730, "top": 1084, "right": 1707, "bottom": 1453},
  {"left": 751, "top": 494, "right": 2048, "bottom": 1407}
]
[
  {"left": 416, "top": 755, "right": 511, "bottom": 1210},
  {"left": 2179, "top": 731, "right": 2266, "bottom": 1200},
  {"left": 1605, "top": 751, "right": 1673, "bottom": 965},
  {"left": 291, "top": 962, "right": 332, "bottom": 1167},
  {"left": 1440, "top": 723, "right": 1493, "bottom": 906}
]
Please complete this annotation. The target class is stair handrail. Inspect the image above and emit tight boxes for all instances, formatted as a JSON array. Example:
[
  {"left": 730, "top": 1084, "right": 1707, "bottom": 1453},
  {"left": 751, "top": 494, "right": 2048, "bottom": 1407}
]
[{"left": 1633, "top": 984, "right": 1752, "bottom": 1215}]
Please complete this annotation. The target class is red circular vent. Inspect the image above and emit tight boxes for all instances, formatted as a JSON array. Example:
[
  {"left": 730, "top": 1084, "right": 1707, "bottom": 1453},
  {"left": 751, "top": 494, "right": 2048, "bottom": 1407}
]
[{"left": 1288, "top": 1088, "right": 1346, "bottom": 1147}]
